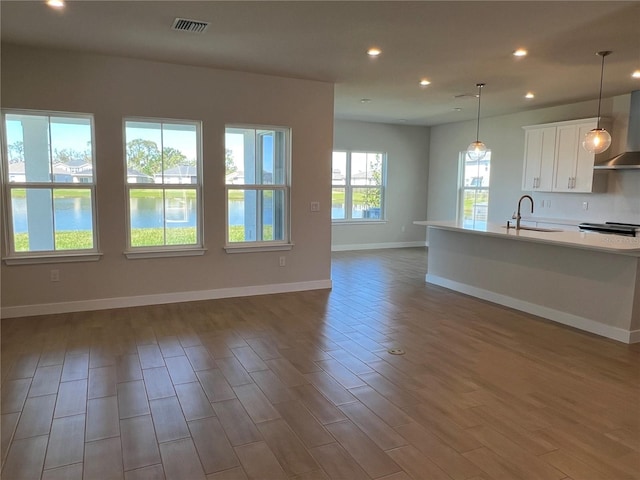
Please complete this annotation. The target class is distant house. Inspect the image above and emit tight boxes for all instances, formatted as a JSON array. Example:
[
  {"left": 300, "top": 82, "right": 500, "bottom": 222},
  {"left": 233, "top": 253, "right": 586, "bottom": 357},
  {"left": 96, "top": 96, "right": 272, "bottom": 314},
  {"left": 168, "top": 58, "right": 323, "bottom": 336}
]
[
  {"left": 225, "top": 170, "right": 276, "bottom": 184},
  {"left": 351, "top": 170, "right": 371, "bottom": 185},
  {"left": 64, "top": 158, "right": 92, "bottom": 174},
  {"left": 8, "top": 161, "right": 74, "bottom": 182},
  {"left": 157, "top": 165, "right": 197, "bottom": 184},
  {"left": 53, "top": 160, "right": 93, "bottom": 183},
  {"left": 8, "top": 162, "right": 25, "bottom": 182},
  {"left": 127, "top": 168, "right": 154, "bottom": 184}
]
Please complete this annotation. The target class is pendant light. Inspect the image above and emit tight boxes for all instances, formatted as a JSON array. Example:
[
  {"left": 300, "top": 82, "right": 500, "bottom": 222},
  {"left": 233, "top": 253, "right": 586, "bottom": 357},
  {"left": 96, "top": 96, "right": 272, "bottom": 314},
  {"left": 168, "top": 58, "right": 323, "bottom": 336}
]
[
  {"left": 583, "top": 51, "right": 612, "bottom": 154},
  {"left": 467, "top": 83, "right": 487, "bottom": 161}
]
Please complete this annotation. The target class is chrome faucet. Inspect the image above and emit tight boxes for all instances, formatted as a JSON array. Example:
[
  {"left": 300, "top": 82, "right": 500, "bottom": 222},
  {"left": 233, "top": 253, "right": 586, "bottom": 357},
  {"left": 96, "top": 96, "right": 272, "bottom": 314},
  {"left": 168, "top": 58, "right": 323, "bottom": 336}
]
[{"left": 514, "top": 194, "right": 534, "bottom": 229}]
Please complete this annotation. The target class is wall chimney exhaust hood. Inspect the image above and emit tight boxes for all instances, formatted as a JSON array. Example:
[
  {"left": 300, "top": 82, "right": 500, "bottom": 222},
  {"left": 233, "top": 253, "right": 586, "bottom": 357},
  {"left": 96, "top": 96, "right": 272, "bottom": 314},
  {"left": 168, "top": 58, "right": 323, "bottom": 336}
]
[{"left": 594, "top": 90, "right": 640, "bottom": 169}]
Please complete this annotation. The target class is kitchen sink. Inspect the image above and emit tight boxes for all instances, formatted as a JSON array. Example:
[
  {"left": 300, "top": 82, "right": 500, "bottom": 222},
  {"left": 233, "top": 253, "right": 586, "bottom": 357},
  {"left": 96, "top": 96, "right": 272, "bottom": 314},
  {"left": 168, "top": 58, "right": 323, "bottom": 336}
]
[
  {"left": 518, "top": 226, "right": 563, "bottom": 232},
  {"left": 502, "top": 225, "right": 562, "bottom": 232}
]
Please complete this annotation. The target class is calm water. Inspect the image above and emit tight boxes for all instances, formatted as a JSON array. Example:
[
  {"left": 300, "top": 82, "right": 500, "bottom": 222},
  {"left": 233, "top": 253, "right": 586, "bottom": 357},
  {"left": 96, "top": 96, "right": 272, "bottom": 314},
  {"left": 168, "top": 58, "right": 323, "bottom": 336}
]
[{"left": 11, "top": 197, "right": 255, "bottom": 232}]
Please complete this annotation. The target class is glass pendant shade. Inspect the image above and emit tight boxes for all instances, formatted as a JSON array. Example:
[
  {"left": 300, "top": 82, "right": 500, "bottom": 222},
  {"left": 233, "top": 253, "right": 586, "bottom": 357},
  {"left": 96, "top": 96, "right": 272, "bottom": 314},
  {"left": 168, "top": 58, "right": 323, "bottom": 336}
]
[
  {"left": 583, "top": 51, "right": 613, "bottom": 154},
  {"left": 467, "top": 83, "right": 488, "bottom": 161},
  {"left": 467, "top": 140, "right": 487, "bottom": 161},
  {"left": 583, "top": 128, "right": 612, "bottom": 154}
]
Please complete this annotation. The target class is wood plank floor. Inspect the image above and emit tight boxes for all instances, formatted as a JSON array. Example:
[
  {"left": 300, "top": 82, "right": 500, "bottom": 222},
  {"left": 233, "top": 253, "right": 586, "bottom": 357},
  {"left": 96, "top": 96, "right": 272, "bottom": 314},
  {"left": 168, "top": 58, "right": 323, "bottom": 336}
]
[{"left": 2, "top": 247, "right": 639, "bottom": 479}]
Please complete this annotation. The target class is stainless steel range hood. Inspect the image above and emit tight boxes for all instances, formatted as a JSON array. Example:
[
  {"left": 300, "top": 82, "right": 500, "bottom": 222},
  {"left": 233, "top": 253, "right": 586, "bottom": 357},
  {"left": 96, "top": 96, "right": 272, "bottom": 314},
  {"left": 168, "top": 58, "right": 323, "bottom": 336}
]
[{"left": 594, "top": 90, "right": 640, "bottom": 169}]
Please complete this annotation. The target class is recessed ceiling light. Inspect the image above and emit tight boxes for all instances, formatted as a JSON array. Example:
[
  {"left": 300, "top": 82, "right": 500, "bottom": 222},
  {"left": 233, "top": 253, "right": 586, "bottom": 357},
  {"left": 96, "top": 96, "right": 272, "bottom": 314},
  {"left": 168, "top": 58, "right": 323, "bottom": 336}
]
[
  {"left": 419, "top": 79, "right": 431, "bottom": 86},
  {"left": 367, "top": 48, "right": 381, "bottom": 57},
  {"left": 360, "top": 98, "right": 372, "bottom": 104},
  {"left": 525, "top": 92, "right": 535, "bottom": 99},
  {"left": 453, "top": 108, "right": 462, "bottom": 112},
  {"left": 46, "top": 0, "right": 65, "bottom": 8},
  {"left": 633, "top": 70, "right": 640, "bottom": 79},
  {"left": 513, "top": 48, "right": 528, "bottom": 57}
]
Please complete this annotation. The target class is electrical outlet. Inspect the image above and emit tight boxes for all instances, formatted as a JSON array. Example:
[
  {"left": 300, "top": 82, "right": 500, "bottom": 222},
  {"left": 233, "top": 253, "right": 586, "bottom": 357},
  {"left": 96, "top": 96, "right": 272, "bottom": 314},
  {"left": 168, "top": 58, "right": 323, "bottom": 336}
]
[
  {"left": 310, "top": 201, "right": 320, "bottom": 212},
  {"left": 582, "top": 201, "right": 589, "bottom": 211},
  {"left": 50, "top": 269, "right": 60, "bottom": 282},
  {"left": 279, "top": 256, "right": 286, "bottom": 267},
  {"left": 540, "top": 200, "right": 545, "bottom": 208}
]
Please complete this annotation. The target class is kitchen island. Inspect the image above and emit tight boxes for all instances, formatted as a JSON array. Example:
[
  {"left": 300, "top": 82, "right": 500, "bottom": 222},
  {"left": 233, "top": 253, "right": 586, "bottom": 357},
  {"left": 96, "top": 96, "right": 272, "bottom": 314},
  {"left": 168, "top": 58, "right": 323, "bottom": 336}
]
[{"left": 414, "top": 221, "right": 640, "bottom": 343}]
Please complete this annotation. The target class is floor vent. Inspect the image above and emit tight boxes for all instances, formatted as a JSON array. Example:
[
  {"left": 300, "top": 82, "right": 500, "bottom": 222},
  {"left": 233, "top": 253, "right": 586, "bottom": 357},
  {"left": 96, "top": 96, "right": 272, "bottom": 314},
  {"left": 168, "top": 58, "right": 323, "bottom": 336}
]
[{"left": 172, "top": 18, "right": 209, "bottom": 34}]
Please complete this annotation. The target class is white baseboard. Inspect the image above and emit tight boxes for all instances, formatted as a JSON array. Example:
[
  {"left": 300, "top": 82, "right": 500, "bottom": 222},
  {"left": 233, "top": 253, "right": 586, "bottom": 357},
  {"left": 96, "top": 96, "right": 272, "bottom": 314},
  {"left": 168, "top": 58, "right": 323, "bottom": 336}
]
[
  {"left": 1, "top": 279, "right": 333, "bottom": 319},
  {"left": 629, "top": 329, "right": 640, "bottom": 344},
  {"left": 426, "top": 274, "right": 637, "bottom": 344},
  {"left": 331, "top": 241, "right": 426, "bottom": 252}
]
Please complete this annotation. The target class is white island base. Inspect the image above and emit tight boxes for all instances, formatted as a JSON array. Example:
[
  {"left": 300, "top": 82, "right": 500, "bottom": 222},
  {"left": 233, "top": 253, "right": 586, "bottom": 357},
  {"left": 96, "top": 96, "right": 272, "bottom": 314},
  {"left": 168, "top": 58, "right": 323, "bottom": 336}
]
[{"left": 417, "top": 222, "right": 640, "bottom": 344}]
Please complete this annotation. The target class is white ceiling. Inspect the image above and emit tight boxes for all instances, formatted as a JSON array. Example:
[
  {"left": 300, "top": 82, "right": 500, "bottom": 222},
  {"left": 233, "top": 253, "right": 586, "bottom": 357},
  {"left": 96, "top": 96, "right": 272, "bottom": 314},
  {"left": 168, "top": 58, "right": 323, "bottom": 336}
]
[{"left": 1, "top": 1, "right": 639, "bottom": 126}]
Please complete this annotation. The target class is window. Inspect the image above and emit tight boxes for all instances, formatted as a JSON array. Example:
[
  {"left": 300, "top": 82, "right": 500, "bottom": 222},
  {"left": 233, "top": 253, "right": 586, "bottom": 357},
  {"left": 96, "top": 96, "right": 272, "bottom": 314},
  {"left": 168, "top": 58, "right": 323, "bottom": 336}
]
[
  {"left": 124, "top": 119, "right": 202, "bottom": 253},
  {"left": 332, "top": 150, "right": 386, "bottom": 221},
  {"left": 2, "top": 110, "right": 98, "bottom": 258},
  {"left": 459, "top": 150, "right": 491, "bottom": 229},
  {"left": 225, "top": 126, "right": 290, "bottom": 248}
]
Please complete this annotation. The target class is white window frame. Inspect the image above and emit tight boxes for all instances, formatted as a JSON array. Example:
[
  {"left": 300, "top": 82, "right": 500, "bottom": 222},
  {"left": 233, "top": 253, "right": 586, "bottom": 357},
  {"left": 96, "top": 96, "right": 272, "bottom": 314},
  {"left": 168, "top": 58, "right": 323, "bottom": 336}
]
[
  {"left": 224, "top": 125, "right": 292, "bottom": 253},
  {"left": 123, "top": 118, "right": 205, "bottom": 259},
  {"left": 332, "top": 150, "right": 387, "bottom": 224},
  {"left": 458, "top": 150, "right": 491, "bottom": 229},
  {"left": 1, "top": 109, "right": 101, "bottom": 265}
]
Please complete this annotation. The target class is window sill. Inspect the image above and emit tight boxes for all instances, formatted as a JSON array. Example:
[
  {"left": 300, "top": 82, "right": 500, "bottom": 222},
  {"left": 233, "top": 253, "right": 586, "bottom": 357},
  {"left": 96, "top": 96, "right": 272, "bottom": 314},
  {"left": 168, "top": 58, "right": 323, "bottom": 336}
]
[
  {"left": 124, "top": 247, "right": 207, "bottom": 259},
  {"left": 3, "top": 252, "right": 103, "bottom": 266},
  {"left": 225, "top": 243, "right": 294, "bottom": 254},
  {"left": 332, "top": 220, "right": 388, "bottom": 226}
]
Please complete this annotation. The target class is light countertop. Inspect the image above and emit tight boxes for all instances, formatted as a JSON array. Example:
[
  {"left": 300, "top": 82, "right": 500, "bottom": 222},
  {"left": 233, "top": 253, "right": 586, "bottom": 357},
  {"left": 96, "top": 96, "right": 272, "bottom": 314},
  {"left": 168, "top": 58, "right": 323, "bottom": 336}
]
[{"left": 413, "top": 220, "right": 640, "bottom": 255}]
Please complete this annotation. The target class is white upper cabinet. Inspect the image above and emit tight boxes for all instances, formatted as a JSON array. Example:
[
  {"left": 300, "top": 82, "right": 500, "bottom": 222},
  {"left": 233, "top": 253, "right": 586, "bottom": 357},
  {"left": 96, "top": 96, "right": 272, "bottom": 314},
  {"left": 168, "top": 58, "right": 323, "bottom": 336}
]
[
  {"left": 522, "top": 118, "right": 602, "bottom": 193},
  {"left": 522, "top": 126, "right": 556, "bottom": 191}
]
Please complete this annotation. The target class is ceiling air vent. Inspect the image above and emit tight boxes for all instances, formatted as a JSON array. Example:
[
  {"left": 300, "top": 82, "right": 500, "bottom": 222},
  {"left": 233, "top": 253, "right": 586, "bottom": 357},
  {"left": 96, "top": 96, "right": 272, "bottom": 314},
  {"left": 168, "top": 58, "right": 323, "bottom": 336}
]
[{"left": 172, "top": 18, "right": 209, "bottom": 34}]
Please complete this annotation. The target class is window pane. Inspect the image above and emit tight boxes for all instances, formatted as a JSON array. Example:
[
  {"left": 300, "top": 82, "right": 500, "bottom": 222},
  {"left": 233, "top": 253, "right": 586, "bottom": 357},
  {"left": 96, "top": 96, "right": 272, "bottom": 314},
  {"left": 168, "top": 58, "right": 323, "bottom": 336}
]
[
  {"left": 10, "top": 187, "right": 93, "bottom": 252},
  {"left": 51, "top": 116, "right": 93, "bottom": 183},
  {"left": 161, "top": 123, "right": 198, "bottom": 184},
  {"left": 225, "top": 127, "right": 286, "bottom": 186},
  {"left": 165, "top": 189, "right": 197, "bottom": 245},
  {"left": 462, "top": 189, "right": 489, "bottom": 229},
  {"left": 129, "top": 188, "right": 197, "bottom": 247},
  {"left": 11, "top": 188, "right": 53, "bottom": 251},
  {"left": 351, "top": 187, "right": 382, "bottom": 219},
  {"left": 228, "top": 189, "right": 244, "bottom": 242},
  {"left": 130, "top": 189, "right": 164, "bottom": 247},
  {"left": 463, "top": 152, "right": 490, "bottom": 187},
  {"left": 225, "top": 130, "right": 246, "bottom": 185},
  {"left": 332, "top": 152, "right": 346, "bottom": 186},
  {"left": 53, "top": 189, "right": 94, "bottom": 250},
  {"left": 259, "top": 131, "right": 275, "bottom": 184},
  {"left": 332, "top": 187, "right": 346, "bottom": 220},
  {"left": 227, "top": 188, "right": 285, "bottom": 243},
  {"left": 5, "top": 114, "right": 51, "bottom": 183},
  {"left": 125, "top": 121, "right": 162, "bottom": 181},
  {"left": 262, "top": 189, "right": 285, "bottom": 241},
  {"left": 351, "top": 152, "right": 382, "bottom": 186}
]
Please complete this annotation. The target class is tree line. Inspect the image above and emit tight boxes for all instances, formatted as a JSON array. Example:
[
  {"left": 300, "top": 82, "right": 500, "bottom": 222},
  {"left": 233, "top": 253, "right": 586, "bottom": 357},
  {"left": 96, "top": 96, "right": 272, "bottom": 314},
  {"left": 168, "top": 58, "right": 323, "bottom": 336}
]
[{"left": 8, "top": 139, "right": 238, "bottom": 176}]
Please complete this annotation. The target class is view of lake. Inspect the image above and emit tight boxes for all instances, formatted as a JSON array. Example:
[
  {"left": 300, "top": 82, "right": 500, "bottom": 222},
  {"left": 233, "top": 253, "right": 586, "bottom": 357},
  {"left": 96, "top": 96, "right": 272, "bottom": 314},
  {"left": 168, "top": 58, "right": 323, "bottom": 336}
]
[{"left": 11, "top": 197, "right": 261, "bottom": 232}]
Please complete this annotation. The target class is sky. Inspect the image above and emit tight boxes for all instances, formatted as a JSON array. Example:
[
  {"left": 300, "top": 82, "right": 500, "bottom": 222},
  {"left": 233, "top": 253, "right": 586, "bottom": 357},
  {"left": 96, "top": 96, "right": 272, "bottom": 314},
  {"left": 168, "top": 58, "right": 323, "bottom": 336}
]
[{"left": 5, "top": 115, "right": 275, "bottom": 174}]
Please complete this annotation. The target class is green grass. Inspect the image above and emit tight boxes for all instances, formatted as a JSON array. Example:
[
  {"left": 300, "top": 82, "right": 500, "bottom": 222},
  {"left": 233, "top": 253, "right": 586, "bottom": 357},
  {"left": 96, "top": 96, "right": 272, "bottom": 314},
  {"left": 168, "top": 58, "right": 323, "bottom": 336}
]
[
  {"left": 332, "top": 188, "right": 381, "bottom": 207},
  {"left": 14, "top": 225, "right": 271, "bottom": 251},
  {"left": 14, "top": 231, "right": 94, "bottom": 251}
]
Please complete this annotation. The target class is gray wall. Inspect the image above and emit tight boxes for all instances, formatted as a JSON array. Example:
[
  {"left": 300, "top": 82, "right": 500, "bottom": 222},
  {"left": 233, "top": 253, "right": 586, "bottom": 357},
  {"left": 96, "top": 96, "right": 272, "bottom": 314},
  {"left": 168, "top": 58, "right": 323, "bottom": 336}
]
[
  {"left": 332, "top": 120, "right": 429, "bottom": 249},
  {"left": 1, "top": 44, "right": 335, "bottom": 312},
  {"left": 428, "top": 94, "right": 640, "bottom": 226}
]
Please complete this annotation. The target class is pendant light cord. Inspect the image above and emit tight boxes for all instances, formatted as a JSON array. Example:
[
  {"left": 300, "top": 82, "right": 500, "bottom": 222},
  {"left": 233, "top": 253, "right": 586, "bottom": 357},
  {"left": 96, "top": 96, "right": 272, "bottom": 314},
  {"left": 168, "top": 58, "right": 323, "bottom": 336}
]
[
  {"left": 594, "top": 51, "right": 611, "bottom": 130},
  {"left": 475, "top": 83, "right": 483, "bottom": 142}
]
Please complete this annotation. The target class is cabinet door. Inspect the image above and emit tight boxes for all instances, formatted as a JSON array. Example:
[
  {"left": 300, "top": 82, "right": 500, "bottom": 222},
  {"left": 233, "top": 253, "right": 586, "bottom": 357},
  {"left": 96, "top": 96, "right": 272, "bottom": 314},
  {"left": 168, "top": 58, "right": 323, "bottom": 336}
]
[
  {"left": 522, "top": 127, "right": 555, "bottom": 191},
  {"left": 553, "top": 125, "right": 579, "bottom": 192},
  {"left": 573, "top": 123, "right": 596, "bottom": 192}
]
